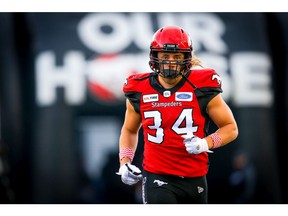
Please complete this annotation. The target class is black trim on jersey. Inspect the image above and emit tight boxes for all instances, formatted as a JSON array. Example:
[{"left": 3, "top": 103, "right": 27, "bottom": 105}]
[
  {"left": 195, "top": 87, "right": 223, "bottom": 113},
  {"left": 195, "top": 88, "right": 222, "bottom": 137},
  {"left": 125, "top": 92, "right": 142, "bottom": 113}
]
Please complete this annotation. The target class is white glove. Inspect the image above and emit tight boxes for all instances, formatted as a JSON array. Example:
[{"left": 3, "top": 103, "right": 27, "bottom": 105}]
[
  {"left": 116, "top": 163, "right": 143, "bottom": 185},
  {"left": 182, "top": 135, "right": 213, "bottom": 154}
]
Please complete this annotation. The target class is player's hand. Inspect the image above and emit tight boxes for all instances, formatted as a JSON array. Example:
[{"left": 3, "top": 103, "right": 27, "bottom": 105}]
[
  {"left": 116, "top": 163, "right": 143, "bottom": 185},
  {"left": 182, "top": 135, "right": 213, "bottom": 154}
]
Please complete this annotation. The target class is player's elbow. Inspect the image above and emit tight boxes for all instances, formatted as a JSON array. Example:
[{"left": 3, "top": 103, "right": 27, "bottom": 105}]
[{"left": 230, "top": 122, "right": 239, "bottom": 142}]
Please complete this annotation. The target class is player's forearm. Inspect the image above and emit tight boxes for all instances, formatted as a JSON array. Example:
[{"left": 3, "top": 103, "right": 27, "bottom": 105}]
[
  {"left": 205, "top": 123, "right": 238, "bottom": 149},
  {"left": 119, "top": 128, "right": 139, "bottom": 166}
]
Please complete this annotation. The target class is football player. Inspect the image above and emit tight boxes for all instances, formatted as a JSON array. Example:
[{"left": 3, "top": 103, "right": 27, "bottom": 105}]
[{"left": 117, "top": 25, "right": 238, "bottom": 204}]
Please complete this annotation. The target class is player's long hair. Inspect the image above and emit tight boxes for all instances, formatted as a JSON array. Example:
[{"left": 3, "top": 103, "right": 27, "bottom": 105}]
[{"left": 191, "top": 51, "right": 204, "bottom": 68}]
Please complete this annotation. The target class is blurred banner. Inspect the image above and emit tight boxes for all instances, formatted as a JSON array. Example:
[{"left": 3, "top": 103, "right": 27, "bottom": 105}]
[{"left": 0, "top": 12, "right": 287, "bottom": 204}]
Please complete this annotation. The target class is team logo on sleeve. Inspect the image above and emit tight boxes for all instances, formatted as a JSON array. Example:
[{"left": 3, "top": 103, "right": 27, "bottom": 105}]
[
  {"left": 175, "top": 92, "right": 193, "bottom": 101},
  {"left": 143, "top": 94, "right": 159, "bottom": 103},
  {"left": 212, "top": 74, "right": 221, "bottom": 85}
]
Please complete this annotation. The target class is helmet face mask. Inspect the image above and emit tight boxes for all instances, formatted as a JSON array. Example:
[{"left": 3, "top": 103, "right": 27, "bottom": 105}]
[
  {"left": 149, "top": 26, "right": 193, "bottom": 78},
  {"left": 150, "top": 56, "right": 191, "bottom": 79}
]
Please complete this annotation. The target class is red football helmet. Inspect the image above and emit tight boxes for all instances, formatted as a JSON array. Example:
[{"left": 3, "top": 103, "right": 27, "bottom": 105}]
[{"left": 149, "top": 26, "right": 193, "bottom": 78}]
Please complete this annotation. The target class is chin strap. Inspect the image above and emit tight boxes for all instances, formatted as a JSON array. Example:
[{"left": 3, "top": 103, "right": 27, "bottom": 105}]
[{"left": 181, "top": 72, "right": 198, "bottom": 89}]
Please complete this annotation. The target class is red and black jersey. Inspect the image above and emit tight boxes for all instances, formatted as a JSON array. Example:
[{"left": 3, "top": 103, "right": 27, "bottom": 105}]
[{"left": 123, "top": 69, "right": 222, "bottom": 177}]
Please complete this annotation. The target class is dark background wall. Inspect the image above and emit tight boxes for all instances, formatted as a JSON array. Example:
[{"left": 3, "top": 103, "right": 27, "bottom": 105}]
[{"left": 0, "top": 12, "right": 287, "bottom": 204}]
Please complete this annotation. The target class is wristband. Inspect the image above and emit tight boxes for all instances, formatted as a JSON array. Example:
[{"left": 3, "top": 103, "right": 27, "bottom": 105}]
[
  {"left": 119, "top": 147, "right": 134, "bottom": 162},
  {"left": 208, "top": 132, "right": 222, "bottom": 149}
]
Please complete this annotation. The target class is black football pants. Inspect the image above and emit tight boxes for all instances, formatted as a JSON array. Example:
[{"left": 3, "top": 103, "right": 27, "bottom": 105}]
[{"left": 142, "top": 170, "right": 208, "bottom": 204}]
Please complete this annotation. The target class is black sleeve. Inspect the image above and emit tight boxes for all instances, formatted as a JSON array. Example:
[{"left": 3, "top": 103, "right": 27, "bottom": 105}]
[
  {"left": 195, "top": 87, "right": 222, "bottom": 136},
  {"left": 125, "top": 92, "right": 142, "bottom": 114},
  {"left": 195, "top": 87, "right": 222, "bottom": 116}
]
